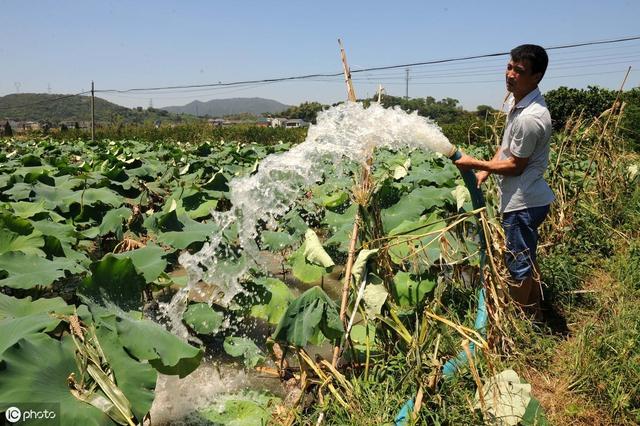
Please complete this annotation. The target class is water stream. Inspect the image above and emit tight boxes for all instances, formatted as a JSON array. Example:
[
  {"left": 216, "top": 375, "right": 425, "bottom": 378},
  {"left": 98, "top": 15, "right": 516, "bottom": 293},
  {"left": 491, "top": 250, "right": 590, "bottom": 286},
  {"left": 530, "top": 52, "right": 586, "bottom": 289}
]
[{"left": 153, "top": 102, "right": 454, "bottom": 423}]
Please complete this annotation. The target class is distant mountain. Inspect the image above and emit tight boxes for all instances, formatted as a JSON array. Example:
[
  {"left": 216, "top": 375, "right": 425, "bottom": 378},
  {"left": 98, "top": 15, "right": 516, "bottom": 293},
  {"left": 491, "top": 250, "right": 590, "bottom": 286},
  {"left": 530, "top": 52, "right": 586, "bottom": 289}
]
[
  {"left": 0, "top": 93, "right": 186, "bottom": 124},
  {"left": 163, "top": 97, "right": 290, "bottom": 117}
]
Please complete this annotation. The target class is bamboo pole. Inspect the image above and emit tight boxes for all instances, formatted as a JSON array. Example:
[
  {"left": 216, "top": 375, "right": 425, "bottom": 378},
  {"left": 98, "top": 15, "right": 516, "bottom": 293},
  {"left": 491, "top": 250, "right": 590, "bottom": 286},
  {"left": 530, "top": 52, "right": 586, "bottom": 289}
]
[
  {"left": 332, "top": 39, "right": 362, "bottom": 368},
  {"left": 338, "top": 39, "right": 357, "bottom": 102}
]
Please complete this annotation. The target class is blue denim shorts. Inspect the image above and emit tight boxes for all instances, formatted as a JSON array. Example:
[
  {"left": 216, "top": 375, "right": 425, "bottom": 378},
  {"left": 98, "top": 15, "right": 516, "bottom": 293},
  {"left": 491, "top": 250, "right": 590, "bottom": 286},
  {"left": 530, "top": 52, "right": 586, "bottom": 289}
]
[{"left": 502, "top": 205, "right": 550, "bottom": 281}]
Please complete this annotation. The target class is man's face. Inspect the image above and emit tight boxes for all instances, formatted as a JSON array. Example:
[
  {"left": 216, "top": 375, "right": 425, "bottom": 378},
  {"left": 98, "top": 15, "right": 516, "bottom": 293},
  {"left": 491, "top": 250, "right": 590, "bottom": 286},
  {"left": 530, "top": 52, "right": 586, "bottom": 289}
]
[{"left": 505, "top": 59, "right": 541, "bottom": 99}]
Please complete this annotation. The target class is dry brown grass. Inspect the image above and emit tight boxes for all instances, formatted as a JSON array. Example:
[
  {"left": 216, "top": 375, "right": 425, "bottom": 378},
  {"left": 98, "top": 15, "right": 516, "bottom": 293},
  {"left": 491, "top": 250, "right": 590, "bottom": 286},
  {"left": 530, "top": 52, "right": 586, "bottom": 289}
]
[{"left": 522, "top": 271, "right": 623, "bottom": 426}]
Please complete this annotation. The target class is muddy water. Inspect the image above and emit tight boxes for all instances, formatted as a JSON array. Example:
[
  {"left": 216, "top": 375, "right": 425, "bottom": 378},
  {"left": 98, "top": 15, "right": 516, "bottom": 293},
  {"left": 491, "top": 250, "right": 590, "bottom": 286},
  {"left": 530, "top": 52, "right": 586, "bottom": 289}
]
[
  {"left": 149, "top": 252, "right": 344, "bottom": 424},
  {"left": 150, "top": 363, "right": 282, "bottom": 425}
]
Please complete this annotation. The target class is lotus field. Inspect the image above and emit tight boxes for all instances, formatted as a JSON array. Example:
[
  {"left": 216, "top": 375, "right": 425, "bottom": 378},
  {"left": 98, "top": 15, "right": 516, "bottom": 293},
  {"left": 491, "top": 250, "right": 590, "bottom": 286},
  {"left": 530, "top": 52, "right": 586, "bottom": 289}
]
[{"left": 2, "top": 111, "right": 638, "bottom": 425}]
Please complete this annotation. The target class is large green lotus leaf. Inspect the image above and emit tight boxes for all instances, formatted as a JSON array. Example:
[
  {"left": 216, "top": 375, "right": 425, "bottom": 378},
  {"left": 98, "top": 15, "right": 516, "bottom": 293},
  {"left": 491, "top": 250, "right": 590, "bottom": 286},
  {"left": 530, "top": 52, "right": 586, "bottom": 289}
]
[
  {"left": 9, "top": 200, "right": 48, "bottom": 219},
  {"left": 95, "top": 324, "right": 157, "bottom": 421},
  {"left": 0, "top": 334, "right": 113, "bottom": 425},
  {"left": 185, "top": 198, "right": 218, "bottom": 220},
  {"left": 0, "top": 229, "right": 45, "bottom": 256},
  {"left": 0, "top": 173, "right": 10, "bottom": 189},
  {"left": 272, "top": 286, "right": 344, "bottom": 347},
  {"left": 260, "top": 230, "right": 295, "bottom": 251},
  {"left": 156, "top": 216, "right": 219, "bottom": 250},
  {"left": 98, "top": 206, "right": 132, "bottom": 239},
  {"left": 288, "top": 245, "right": 325, "bottom": 284},
  {"left": 324, "top": 204, "right": 358, "bottom": 252},
  {"left": 0, "top": 211, "right": 34, "bottom": 235},
  {"left": 143, "top": 209, "right": 182, "bottom": 234},
  {"left": 0, "top": 293, "right": 72, "bottom": 320},
  {"left": 80, "top": 255, "right": 147, "bottom": 310},
  {"left": 11, "top": 165, "right": 56, "bottom": 183},
  {"left": 202, "top": 171, "right": 230, "bottom": 191},
  {"left": 199, "top": 391, "right": 280, "bottom": 426},
  {"left": 387, "top": 213, "right": 445, "bottom": 270},
  {"left": 250, "top": 277, "right": 294, "bottom": 325},
  {"left": 113, "top": 244, "right": 167, "bottom": 283},
  {"left": 391, "top": 271, "right": 436, "bottom": 308},
  {"left": 33, "top": 182, "right": 76, "bottom": 210},
  {"left": 30, "top": 219, "right": 77, "bottom": 244},
  {"left": 349, "top": 323, "right": 377, "bottom": 346},
  {"left": 321, "top": 191, "right": 349, "bottom": 209},
  {"left": 114, "top": 315, "right": 203, "bottom": 378},
  {"left": 381, "top": 186, "right": 452, "bottom": 232},
  {"left": 4, "top": 182, "right": 33, "bottom": 201},
  {"left": 281, "top": 210, "right": 308, "bottom": 238},
  {"left": 64, "top": 187, "right": 123, "bottom": 209},
  {"left": 223, "top": 337, "right": 265, "bottom": 369},
  {"left": 182, "top": 303, "right": 224, "bottom": 335},
  {"left": 0, "top": 252, "right": 77, "bottom": 289},
  {"left": 288, "top": 230, "right": 335, "bottom": 284},
  {"left": 0, "top": 293, "right": 74, "bottom": 357},
  {"left": 404, "top": 164, "right": 458, "bottom": 187}
]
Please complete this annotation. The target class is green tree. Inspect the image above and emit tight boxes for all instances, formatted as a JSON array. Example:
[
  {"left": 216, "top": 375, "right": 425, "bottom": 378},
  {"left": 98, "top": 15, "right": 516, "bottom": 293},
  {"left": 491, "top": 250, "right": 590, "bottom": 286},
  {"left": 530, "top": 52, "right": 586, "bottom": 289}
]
[
  {"left": 281, "top": 102, "right": 327, "bottom": 124},
  {"left": 476, "top": 104, "right": 497, "bottom": 119},
  {"left": 544, "top": 86, "right": 617, "bottom": 129}
]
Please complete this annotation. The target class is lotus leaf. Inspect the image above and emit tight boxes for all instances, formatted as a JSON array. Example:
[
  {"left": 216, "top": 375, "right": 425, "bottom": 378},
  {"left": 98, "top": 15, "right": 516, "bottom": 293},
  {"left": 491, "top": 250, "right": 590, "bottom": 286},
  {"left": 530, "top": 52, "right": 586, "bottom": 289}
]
[
  {"left": 391, "top": 271, "right": 436, "bottom": 308},
  {"left": 272, "top": 286, "right": 344, "bottom": 347},
  {"left": 0, "top": 229, "right": 45, "bottom": 256},
  {"left": 0, "top": 252, "right": 77, "bottom": 289},
  {"left": 223, "top": 337, "right": 265, "bottom": 368},
  {"left": 98, "top": 206, "right": 132, "bottom": 239},
  {"left": 199, "top": 391, "right": 280, "bottom": 426},
  {"left": 0, "top": 334, "right": 113, "bottom": 425},
  {"left": 95, "top": 324, "right": 157, "bottom": 421},
  {"left": 249, "top": 277, "right": 294, "bottom": 325},
  {"left": 80, "top": 255, "right": 147, "bottom": 310},
  {"left": 114, "top": 315, "right": 203, "bottom": 378},
  {"left": 183, "top": 303, "right": 224, "bottom": 334}
]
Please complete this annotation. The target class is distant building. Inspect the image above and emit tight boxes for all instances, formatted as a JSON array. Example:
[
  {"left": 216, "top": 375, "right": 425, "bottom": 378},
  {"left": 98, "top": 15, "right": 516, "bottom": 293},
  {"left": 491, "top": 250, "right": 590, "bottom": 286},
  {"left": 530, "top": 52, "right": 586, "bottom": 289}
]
[
  {"left": 207, "top": 118, "right": 226, "bottom": 127},
  {"left": 270, "top": 117, "right": 288, "bottom": 128},
  {"left": 284, "top": 119, "right": 309, "bottom": 128},
  {"left": 255, "top": 117, "right": 270, "bottom": 127}
]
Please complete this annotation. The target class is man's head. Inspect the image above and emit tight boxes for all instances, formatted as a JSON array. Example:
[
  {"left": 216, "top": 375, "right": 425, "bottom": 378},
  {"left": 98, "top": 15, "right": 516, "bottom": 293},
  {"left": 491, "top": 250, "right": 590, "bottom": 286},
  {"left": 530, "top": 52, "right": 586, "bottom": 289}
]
[{"left": 506, "top": 44, "right": 548, "bottom": 101}]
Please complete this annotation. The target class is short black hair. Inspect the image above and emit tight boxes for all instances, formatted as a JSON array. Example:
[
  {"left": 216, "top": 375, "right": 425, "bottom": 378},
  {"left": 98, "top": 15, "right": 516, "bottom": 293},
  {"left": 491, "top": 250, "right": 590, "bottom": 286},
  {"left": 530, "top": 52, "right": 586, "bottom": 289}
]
[{"left": 510, "top": 44, "right": 548, "bottom": 79}]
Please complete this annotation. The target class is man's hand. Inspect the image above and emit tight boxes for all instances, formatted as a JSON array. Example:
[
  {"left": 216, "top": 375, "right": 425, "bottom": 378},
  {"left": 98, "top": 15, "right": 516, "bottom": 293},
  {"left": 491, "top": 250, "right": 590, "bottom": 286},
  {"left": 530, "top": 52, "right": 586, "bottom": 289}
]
[
  {"left": 475, "top": 170, "right": 490, "bottom": 188},
  {"left": 453, "top": 153, "right": 477, "bottom": 170}
]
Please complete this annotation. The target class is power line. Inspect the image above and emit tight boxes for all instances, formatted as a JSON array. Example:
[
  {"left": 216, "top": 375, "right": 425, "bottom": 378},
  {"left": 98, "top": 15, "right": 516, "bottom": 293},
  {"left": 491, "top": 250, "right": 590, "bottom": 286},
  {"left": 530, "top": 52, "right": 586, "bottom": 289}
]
[
  {"left": 2, "top": 35, "right": 639, "bottom": 111},
  {"left": 95, "top": 35, "right": 640, "bottom": 94}
]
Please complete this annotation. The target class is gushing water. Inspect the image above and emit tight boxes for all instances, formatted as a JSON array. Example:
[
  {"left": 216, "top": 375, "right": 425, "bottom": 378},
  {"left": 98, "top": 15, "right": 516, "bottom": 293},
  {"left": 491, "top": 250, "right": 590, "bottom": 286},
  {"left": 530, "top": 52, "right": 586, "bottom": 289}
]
[{"left": 163, "top": 101, "right": 454, "bottom": 338}]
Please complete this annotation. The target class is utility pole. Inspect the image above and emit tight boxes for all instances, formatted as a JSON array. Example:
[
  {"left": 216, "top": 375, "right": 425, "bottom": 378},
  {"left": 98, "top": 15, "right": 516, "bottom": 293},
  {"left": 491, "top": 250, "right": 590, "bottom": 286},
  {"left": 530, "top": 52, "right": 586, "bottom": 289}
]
[
  {"left": 91, "top": 81, "right": 95, "bottom": 143},
  {"left": 47, "top": 83, "right": 51, "bottom": 94},
  {"left": 405, "top": 68, "right": 409, "bottom": 100}
]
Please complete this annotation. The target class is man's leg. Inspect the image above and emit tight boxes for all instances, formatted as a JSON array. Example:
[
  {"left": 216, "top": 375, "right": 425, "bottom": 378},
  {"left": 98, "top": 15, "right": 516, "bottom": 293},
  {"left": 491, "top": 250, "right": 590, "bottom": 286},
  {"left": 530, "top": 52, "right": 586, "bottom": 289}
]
[{"left": 503, "top": 206, "right": 549, "bottom": 317}]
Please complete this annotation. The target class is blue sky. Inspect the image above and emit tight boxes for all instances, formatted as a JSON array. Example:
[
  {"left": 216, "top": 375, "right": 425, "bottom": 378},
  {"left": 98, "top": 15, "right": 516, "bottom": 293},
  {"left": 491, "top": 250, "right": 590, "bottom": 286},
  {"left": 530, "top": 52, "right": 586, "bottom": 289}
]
[{"left": 2, "top": 0, "right": 639, "bottom": 110}]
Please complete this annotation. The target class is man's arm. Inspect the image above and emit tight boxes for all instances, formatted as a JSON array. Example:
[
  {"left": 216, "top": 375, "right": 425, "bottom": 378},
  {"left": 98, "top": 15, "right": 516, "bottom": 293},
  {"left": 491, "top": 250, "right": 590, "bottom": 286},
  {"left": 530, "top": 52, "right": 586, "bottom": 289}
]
[
  {"left": 454, "top": 149, "right": 529, "bottom": 177},
  {"left": 475, "top": 148, "right": 501, "bottom": 187}
]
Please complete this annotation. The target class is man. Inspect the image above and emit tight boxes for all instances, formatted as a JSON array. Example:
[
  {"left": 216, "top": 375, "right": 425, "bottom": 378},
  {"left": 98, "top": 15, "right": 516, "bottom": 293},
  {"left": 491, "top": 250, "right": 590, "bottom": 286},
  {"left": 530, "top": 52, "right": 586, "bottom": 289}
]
[{"left": 454, "top": 44, "right": 554, "bottom": 317}]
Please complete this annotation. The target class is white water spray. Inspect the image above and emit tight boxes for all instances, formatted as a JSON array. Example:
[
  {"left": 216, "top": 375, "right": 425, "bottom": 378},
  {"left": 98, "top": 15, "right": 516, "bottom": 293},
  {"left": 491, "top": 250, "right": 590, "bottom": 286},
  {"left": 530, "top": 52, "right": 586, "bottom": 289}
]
[{"left": 164, "top": 102, "right": 455, "bottom": 337}]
